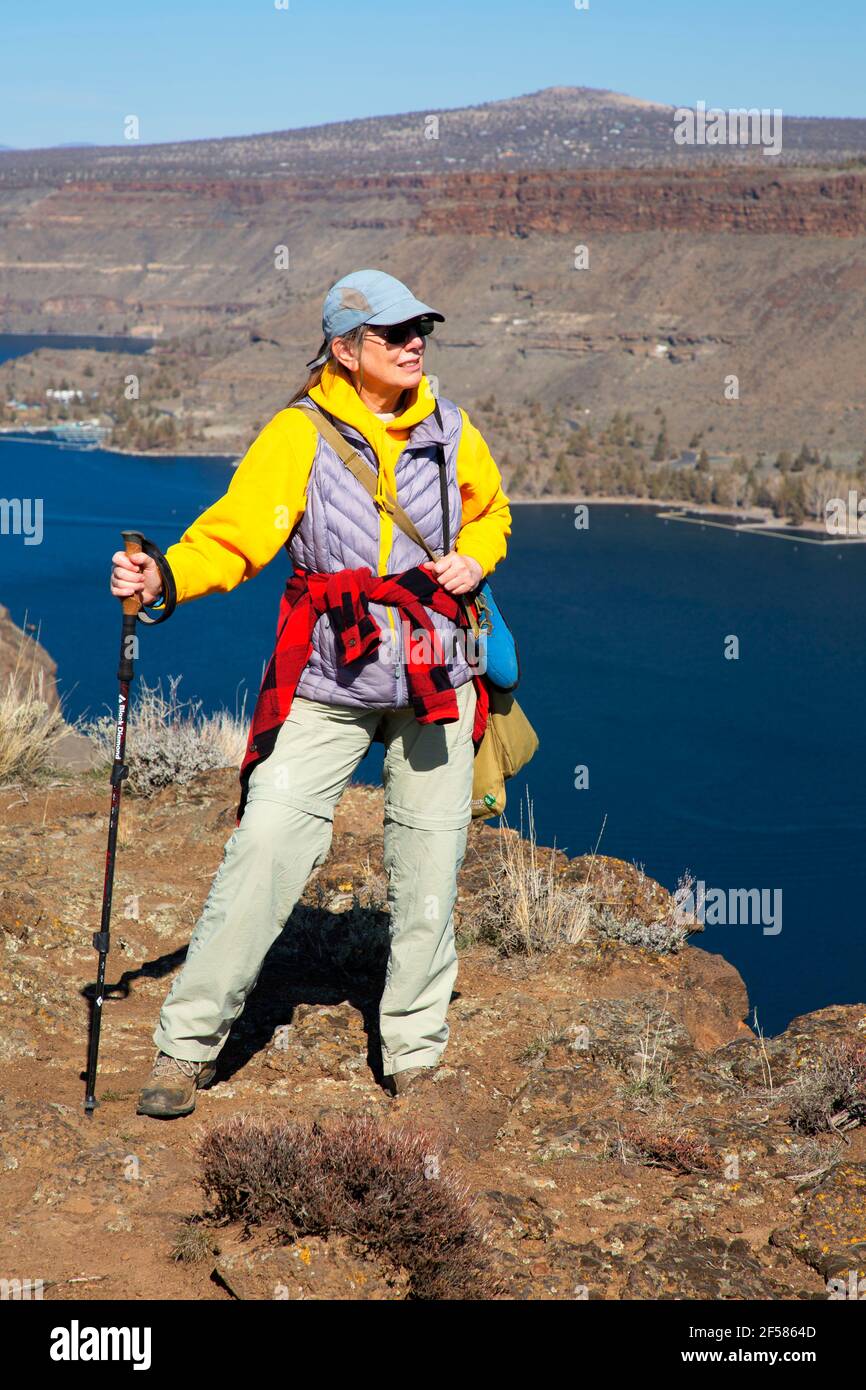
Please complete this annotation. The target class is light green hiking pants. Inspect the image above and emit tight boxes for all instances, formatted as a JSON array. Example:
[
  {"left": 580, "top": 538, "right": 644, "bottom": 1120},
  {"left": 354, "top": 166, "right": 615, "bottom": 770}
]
[{"left": 153, "top": 678, "right": 477, "bottom": 1078}]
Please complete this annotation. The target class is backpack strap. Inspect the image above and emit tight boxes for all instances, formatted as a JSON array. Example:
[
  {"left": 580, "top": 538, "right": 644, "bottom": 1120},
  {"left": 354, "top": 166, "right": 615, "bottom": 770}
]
[
  {"left": 293, "top": 398, "right": 481, "bottom": 637},
  {"left": 431, "top": 400, "right": 480, "bottom": 637},
  {"left": 432, "top": 401, "right": 451, "bottom": 553},
  {"left": 293, "top": 401, "right": 437, "bottom": 560}
]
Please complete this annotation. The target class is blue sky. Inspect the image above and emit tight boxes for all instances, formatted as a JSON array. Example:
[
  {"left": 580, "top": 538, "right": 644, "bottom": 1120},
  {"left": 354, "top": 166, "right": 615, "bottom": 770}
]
[{"left": 2, "top": 0, "right": 862, "bottom": 149}]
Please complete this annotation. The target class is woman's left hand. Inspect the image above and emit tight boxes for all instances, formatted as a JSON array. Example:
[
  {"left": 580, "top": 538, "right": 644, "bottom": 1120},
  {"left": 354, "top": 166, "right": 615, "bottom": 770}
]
[{"left": 423, "top": 551, "right": 483, "bottom": 595}]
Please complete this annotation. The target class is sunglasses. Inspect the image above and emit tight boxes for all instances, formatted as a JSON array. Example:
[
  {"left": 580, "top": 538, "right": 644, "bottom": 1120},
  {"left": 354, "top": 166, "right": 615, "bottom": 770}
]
[{"left": 364, "top": 316, "right": 436, "bottom": 348}]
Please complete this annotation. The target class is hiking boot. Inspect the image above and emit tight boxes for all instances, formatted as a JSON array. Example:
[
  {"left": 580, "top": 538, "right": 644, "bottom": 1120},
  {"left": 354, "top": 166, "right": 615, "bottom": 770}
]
[
  {"left": 385, "top": 1065, "right": 436, "bottom": 1098},
  {"left": 136, "top": 1051, "right": 217, "bottom": 1118}
]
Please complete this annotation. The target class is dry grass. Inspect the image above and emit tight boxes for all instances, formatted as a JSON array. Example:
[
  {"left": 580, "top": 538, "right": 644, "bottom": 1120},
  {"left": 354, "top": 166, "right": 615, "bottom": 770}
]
[
  {"left": 0, "top": 624, "right": 73, "bottom": 785},
  {"left": 517, "top": 1019, "right": 575, "bottom": 1064},
  {"left": 169, "top": 1218, "right": 219, "bottom": 1265},
  {"left": 200, "top": 689, "right": 249, "bottom": 767},
  {"left": 753, "top": 1007, "right": 775, "bottom": 1097},
  {"left": 472, "top": 788, "right": 603, "bottom": 956},
  {"left": 196, "top": 1113, "right": 500, "bottom": 1301},
  {"left": 782, "top": 1135, "right": 845, "bottom": 1187},
  {"left": 788, "top": 1038, "right": 866, "bottom": 1135},
  {"left": 619, "top": 999, "right": 676, "bottom": 1105}
]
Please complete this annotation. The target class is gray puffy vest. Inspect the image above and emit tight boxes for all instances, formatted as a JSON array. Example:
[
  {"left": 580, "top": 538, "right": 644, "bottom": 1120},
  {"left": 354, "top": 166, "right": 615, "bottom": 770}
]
[{"left": 287, "top": 392, "right": 475, "bottom": 709}]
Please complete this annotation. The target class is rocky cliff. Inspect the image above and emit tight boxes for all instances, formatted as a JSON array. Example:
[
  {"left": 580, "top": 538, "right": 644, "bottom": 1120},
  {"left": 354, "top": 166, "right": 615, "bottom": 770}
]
[
  {"left": 414, "top": 167, "right": 866, "bottom": 237},
  {"left": 0, "top": 604, "right": 61, "bottom": 712},
  {"left": 0, "top": 606, "right": 99, "bottom": 773},
  {"left": 11, "top": 165, "right": 864, "bottom": 236},
  {"left": 2, "top": 158, "right": 864, "bottom": 458}
]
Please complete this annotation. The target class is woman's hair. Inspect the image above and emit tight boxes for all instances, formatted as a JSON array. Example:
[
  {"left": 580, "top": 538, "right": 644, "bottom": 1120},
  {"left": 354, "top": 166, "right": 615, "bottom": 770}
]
[{"left": 286, "top": 323, "right": 370, "bottom": 407}]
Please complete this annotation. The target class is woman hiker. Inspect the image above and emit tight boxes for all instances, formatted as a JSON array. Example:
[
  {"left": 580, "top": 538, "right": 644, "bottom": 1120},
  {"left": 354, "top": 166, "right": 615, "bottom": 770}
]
[{"left": 110, "top": 268, "right": 512, "bottom": 1118}]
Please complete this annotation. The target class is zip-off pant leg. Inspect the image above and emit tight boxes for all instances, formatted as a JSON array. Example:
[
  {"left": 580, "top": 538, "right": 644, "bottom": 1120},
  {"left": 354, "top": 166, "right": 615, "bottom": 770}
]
[
  {"left": 152, "top": 696, "right": 379, "bottom": 1062},
  {"left": 378, "top": 678, "right": 477, "bottom": 1078}
]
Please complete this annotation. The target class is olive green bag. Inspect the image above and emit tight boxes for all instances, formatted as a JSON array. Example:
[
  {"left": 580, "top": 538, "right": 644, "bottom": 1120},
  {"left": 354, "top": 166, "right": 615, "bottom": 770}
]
[
  {"left": 469, "top": 685, "right": 539, "bottom": 818},
  {"left": 294, "top": 400, "right": 539, "bottom": 819}
]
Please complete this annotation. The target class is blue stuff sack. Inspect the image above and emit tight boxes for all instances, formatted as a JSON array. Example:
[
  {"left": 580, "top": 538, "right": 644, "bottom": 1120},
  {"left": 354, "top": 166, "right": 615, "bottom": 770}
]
[
  {"left": 426, "top": 400, "right": 520, "bottom": 692},
  {"left": 472, "top": 581, "right": 520, "bottom": 692}
]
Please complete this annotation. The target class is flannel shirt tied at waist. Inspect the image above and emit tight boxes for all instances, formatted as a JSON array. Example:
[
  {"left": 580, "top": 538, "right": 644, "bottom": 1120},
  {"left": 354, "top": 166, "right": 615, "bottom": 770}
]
[{"left": 236, "top": 563, "right": 490, "bottom": 824}]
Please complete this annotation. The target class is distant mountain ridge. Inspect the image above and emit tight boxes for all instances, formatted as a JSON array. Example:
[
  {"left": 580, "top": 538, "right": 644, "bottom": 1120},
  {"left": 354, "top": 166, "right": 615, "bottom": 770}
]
[{"left": 1, "top": 86, "right": 864, "bottom": 184}]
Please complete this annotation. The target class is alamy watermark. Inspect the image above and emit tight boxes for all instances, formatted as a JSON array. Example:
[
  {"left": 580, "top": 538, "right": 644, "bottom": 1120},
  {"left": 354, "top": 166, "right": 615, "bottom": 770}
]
[
  {"left": 673, "top": 101, "right": 783, "bottom": 157},
  {"left": 355, "top": 617, "right": 488, "bottom": 676},
  {"left": 825, "top": 490, "right": 866, "bottom": 537},
  {"left": 827, "top": 1269, "right": 866, "bottom": 1300},
  {"left": 49, "top": 1321, "right": 152, "bottom": 1370},
  {"left": 671, "top": 879, "right": 782, "bottom": 935},
  {"left": 1, "top": 1277, "right": 44, "bottom": 1300},
  {"left": 0, "top": 497, "right": 43, "bottom": 545}
]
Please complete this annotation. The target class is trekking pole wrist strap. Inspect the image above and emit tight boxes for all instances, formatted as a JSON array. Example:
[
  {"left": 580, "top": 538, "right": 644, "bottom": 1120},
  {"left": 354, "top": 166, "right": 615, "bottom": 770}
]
[{"left": 123, "top": 533, "right": 177, "bottom": 625}]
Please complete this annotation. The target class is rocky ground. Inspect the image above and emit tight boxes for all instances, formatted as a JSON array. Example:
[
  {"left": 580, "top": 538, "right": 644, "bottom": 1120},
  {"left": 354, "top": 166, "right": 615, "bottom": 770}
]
[{"left": 1, "top": 767, "right": 864, "bottom": 1301}]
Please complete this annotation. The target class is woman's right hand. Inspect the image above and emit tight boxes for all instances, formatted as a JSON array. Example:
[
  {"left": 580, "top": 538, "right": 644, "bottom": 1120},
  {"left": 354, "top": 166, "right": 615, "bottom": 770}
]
[{"left": 110, "top": 549, "right": 163, "bottom": 605}]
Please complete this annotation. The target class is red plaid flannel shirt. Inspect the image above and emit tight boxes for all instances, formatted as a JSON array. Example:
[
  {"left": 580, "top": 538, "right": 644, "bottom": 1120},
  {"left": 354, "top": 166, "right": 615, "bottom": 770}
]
[{"left": 236, "top": 563, "right": 490, "bottom": 823}]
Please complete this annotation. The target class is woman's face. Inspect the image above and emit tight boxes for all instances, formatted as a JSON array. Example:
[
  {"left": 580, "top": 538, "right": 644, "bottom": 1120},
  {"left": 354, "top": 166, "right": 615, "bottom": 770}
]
[{"left": 335, "top": 320, "right": 426, "bottom": 396}]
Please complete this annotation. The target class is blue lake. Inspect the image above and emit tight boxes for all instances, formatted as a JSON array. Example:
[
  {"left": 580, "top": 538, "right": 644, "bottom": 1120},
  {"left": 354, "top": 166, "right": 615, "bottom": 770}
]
[
  {"left": 2, "top": 434, "right": 864, "bottom": 1035},
  {"left": 0, "top": 332, "right": 156, "bottom": 367}
]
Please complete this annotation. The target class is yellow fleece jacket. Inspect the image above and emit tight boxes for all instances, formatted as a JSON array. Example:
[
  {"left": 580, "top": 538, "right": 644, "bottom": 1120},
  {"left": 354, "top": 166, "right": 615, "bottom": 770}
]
[{"left": 163, "top": 362, "right": 512, "bottom": 608}]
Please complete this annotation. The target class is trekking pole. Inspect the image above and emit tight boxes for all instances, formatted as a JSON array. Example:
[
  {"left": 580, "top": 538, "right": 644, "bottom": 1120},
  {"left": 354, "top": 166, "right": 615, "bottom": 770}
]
[{"left": 84, "top": 529, "right": 176, "bottom": 1116}]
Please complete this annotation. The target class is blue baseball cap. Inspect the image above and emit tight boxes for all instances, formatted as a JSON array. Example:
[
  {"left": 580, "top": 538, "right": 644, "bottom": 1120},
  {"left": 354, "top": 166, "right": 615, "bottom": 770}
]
[{"left": 306, "top": 269, "right": 445, "bottom": 368}]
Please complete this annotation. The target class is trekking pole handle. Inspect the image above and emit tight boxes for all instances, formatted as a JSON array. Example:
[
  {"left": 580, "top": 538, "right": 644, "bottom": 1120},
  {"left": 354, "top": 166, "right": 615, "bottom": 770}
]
[
  {"left": 121, "top": 530, "right": 145, "bottom": 618},
  {"left": 118, "top": 531, "right": 145, "bottom": 681},
  {"left": 120, "top": 529, "right": 177, "bottom": 627}
]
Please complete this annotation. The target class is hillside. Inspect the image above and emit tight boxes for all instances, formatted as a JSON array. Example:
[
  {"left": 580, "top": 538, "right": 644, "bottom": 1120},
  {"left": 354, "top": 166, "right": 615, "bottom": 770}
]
[
  {"left": 3, "top": 86, "right": 865, "bottom": 181},
  {"left": 1, "top": 85, "right": 864, "bottom": 492}
]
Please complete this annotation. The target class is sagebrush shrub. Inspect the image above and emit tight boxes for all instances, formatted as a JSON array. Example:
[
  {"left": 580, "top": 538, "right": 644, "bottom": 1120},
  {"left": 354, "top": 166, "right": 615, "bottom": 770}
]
[
  {"left": 197, "top": 1113, "right": 500, "bottom": 1300},
  {"left": 83, "top": 675, "right": 248, "bottom": 796}
]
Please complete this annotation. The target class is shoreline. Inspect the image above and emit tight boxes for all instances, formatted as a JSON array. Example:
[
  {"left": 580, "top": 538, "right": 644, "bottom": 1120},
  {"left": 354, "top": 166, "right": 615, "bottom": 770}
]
[
  {"left": 0, "top": 428, "right": 236, "bottom": 462},
  {"left": 503, "top": 494, "right": 850, "bottom": 540},
  {"left": 1, "top": 432, "right": 850, "bottom": 539},
  {"left": 99, "top": 442, "right": 237, "bottom": 462}
]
